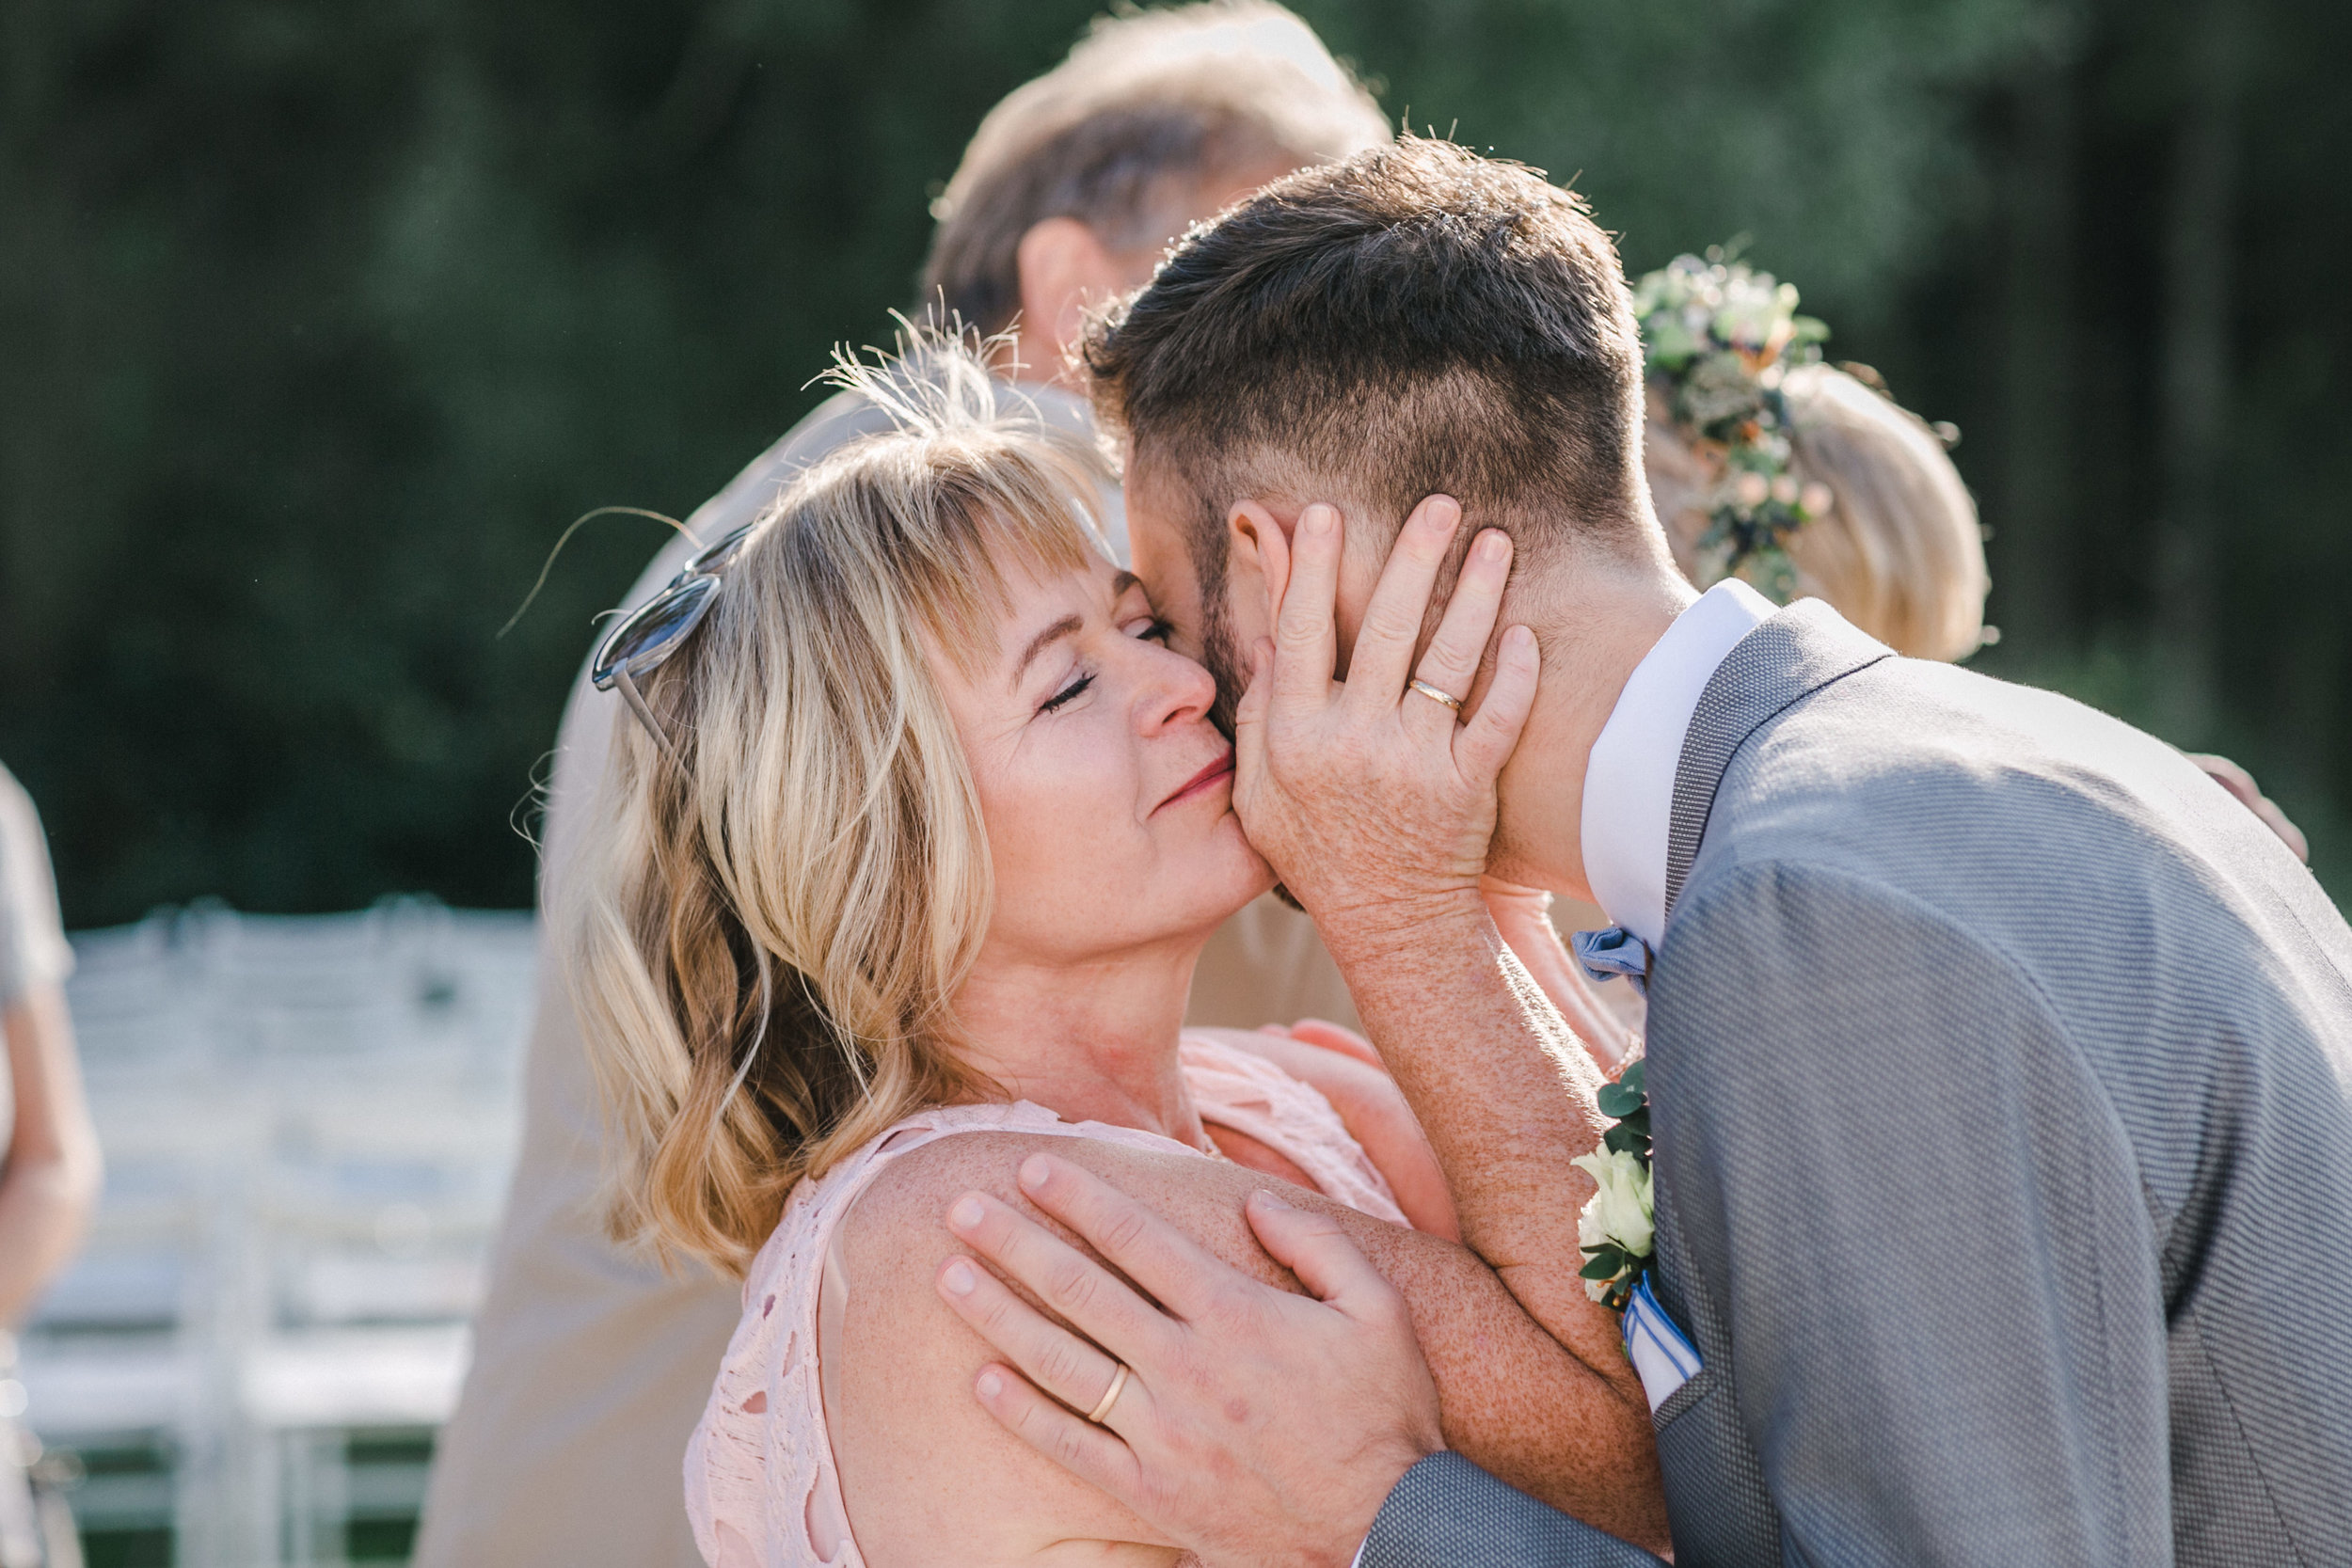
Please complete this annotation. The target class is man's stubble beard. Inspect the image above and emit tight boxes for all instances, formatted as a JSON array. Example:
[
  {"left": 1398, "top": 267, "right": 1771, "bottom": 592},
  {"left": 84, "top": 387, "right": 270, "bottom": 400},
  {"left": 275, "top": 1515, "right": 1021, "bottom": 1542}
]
[
  {"left": 1197, "top": 585, "right": 1249, "bottom": 744},
  {"left": 1188, "top": 552, "right": 1305, "bottom": 910}
]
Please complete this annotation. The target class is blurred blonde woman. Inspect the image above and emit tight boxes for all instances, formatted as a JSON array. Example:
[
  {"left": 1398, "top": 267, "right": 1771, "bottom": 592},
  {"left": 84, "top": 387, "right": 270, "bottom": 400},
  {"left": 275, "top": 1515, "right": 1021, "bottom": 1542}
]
[
  {"left": 562, "top": 341, "right": 1666, "bottom": 1568},
  {"left": 1634, "top": 249, "right": 2303, "bottom": 856},
  {"left": 1632, "top": 252, "right": 1989, "bottom": 663},
  {"left": 1646, "top": 363, "right": 1988, "bottom": 662}
]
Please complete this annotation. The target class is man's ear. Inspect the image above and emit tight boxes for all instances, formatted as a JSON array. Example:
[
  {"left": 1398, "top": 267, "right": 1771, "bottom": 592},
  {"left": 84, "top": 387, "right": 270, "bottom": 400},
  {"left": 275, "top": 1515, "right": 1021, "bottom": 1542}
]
[
  {"left": 1226, "top": 499, "right": 1294, "bottom": 641},
  {"left": 1014, "top": 217, "right": 1121, "bottom": 378}
]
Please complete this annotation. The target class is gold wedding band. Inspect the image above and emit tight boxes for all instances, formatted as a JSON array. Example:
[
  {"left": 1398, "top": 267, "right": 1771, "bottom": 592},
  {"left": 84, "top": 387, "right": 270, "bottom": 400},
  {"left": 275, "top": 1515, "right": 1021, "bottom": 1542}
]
[
  {"left": 1086, "top": 1362, "right": 1132, "bottom": 1424},
  {"left": 1407, "top": 678, "right": 1464, "bottom": 713}
]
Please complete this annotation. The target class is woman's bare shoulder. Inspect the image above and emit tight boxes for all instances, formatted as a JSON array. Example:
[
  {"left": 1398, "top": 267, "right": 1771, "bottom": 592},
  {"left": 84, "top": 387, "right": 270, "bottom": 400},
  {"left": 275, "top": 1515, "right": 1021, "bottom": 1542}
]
[
  {"left": 827, "top": 1129, "right": 1300, "bottom": 1566},
  {"left": 839, "top": 1127, "right": 1310, "bottom": 1293}
]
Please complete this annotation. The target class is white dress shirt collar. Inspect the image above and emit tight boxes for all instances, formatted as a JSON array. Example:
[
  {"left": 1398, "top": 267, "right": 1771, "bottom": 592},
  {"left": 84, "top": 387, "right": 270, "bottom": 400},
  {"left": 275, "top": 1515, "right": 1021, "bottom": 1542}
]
[{"left": 1579, "top": 578, "right": 1778, "bottom": 949}]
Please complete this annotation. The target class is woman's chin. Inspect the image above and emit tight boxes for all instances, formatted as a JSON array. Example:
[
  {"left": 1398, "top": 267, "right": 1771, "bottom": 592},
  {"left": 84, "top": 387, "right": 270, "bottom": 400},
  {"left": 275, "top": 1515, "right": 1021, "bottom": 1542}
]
[
  {"left": 1214, "top": 812, "right": 1279, "bottom": 903},
  {"left": 1168, "top": 819, "right": 1278, "bottom": 928}
]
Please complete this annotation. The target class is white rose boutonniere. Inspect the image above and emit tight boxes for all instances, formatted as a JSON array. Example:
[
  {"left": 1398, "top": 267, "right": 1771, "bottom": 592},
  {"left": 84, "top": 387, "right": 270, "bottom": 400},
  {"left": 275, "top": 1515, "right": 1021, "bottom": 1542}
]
[{"left": 1574, "top": 1056, "right": 1654, "bottom": 1310}]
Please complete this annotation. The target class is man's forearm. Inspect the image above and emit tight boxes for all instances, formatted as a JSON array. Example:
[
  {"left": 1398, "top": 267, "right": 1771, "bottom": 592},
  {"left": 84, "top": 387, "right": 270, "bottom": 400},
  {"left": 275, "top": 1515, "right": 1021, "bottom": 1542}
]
[{"left": 1315, "top": 893, "right": 1630, "bottom": 1386}]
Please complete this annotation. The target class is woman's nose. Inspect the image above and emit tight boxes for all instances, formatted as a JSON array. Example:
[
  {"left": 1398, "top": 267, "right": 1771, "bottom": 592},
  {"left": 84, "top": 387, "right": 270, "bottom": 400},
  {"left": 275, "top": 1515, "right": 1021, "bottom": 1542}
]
[{"left": 1136, "top": 644, "right": 1216, "bottom": 732}]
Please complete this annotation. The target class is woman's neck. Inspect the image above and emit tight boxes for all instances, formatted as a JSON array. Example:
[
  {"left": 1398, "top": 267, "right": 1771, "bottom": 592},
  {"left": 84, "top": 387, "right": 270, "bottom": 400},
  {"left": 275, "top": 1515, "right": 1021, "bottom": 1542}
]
[{"left": 948, "top": 936, "right": 1208, "bottom": 1148}]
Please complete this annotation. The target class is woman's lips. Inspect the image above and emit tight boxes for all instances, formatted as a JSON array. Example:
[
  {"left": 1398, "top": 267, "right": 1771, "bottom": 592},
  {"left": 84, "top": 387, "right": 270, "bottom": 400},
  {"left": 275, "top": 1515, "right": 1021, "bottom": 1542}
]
[{"left": 1158, "top": 751, "right": 1236, "bottom": 812}]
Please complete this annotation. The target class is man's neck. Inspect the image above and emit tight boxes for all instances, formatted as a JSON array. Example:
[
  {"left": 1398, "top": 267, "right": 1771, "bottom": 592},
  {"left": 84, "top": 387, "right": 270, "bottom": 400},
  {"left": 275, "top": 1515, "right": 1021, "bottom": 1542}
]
[{"left": 1491, "top": 552, "right": 1695, "bottom": 903}]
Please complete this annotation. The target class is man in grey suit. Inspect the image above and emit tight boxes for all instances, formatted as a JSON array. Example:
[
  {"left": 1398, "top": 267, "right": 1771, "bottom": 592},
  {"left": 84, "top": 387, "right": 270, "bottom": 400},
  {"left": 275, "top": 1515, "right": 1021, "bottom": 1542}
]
[{"left": 936, "top": 135, "right": 2352, "bottom": 1564}]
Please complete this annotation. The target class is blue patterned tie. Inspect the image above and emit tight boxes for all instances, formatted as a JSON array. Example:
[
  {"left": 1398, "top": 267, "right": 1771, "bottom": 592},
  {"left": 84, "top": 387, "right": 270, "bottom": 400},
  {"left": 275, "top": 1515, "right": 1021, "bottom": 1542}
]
[{"left": 1572, "top": 925, "right": 1655, "bottom": 998}]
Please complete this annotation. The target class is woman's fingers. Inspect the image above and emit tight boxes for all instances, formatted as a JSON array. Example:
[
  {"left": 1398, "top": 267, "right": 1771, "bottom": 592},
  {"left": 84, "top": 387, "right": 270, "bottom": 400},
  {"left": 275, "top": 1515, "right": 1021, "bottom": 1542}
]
[
  {"left": 1406, "top": 527, "right": 1513, "bottom": 740},
  {"left": 1231, "top": 638, "right": 1275, "bottom": 812},
  {"left": 946, "top": 1188, "right": 1181, "bottom": 1365},
  {"left": 1014, "top": 1153, "right": 1227, "bottom": 1323},
  {"left": 937, "top": 1254, "right": 1130, "bottom": 1423},
  {"left": 1454, "top": 625, "right": 1538, "bottom": 789},
  {"left": 1269, "top": 504, "right": 1343, "bottom": 712},
  {"left": 1343, "top": 496, "right": 1462, "bottom": 714}
]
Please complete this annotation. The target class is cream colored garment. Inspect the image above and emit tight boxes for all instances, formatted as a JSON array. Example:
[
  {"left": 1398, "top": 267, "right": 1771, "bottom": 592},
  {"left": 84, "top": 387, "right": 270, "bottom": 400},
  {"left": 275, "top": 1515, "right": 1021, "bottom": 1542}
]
[
  {"left": 413, "top": 388, "right": 1349, "bottom": 1568},
  {"left": 687, "top": 1033, "right": 1406, "bottom": 1568}
]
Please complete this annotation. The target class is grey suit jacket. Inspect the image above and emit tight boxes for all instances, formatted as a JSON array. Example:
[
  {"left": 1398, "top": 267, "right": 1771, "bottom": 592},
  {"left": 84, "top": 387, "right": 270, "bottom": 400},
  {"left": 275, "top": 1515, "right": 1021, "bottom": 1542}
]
[{"left": 1363, "top": 601, "right": 2352, "bottom": 1567}]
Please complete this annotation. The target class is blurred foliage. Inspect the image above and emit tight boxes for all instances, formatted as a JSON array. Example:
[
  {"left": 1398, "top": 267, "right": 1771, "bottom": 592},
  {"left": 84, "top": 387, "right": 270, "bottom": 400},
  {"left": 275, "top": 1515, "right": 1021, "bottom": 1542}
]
[{"left": 1, "top": 0, "right": 2345, "bottom": 925}]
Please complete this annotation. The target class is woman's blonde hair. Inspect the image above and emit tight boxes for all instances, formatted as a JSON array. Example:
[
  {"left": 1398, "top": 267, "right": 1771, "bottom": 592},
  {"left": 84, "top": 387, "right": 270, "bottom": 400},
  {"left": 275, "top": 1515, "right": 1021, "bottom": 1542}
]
[
  {"left": 1646, "top": 363, "right": 1990, "bottom": 661},
  {"left": 563, "top": 340, "right": 1112, "bottom": 1275}
]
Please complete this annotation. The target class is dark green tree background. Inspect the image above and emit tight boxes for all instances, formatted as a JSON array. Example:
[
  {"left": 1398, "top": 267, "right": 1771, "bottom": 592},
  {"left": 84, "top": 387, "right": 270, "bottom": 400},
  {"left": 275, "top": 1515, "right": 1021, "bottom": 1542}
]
[{"left": 3, "top": 0, "right": 2345, "bottom": 926}]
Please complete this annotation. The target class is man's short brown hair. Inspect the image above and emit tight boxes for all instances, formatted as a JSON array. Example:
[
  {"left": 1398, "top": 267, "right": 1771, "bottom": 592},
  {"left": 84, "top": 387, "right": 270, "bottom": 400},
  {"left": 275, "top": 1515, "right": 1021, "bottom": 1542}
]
[{"left": 1086, "top": 136, "right": 1652, "bottom": 582}]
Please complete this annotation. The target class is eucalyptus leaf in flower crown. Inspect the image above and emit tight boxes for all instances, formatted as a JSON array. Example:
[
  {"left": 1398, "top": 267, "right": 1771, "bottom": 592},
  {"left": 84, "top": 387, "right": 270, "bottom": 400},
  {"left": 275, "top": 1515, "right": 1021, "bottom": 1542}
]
[{"left": 1634, "top": 249, "right": 1835, "bottom": 602}]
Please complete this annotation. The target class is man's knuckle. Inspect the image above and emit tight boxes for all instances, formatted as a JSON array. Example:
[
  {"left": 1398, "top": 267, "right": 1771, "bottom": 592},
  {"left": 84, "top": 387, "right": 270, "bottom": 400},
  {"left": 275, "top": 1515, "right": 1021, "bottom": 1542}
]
[
  {"left": 1050, "top": 1260, "right": 1097, "bottom": 1312},
  {"left": 1038, "top": 1339, "right": 1085, "bottom": 1389},
  {"left": 1097, "top": 1204, "right": 1149, "bottom": 1258}
]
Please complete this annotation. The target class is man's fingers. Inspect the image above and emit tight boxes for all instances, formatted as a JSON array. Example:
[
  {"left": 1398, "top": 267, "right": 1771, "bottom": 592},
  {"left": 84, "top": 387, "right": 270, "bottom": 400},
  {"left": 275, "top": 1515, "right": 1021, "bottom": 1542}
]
[
  {"left": 1014, "top": 1153, "right": 1228, "bottom": 1322},
  {"left": 972, "top": 1363, "right": 1144, "bottom": 1501},
  {"left": 937, "top": 1255, "right": 1125, "bottom": 1419},
  {"left": 1344, "top": 496, "right": 1462, "bottom": 711},
  {"left": 1408, "top": 528, "right": 1512, "bottom": 740},
  {"left": 1244, "top": 1189, "right": 1403, "bottom": 1321},
  {"left": 1454, "top": 624, "right": 1538, "bottom": 787},
  {"left": 946, "top": 1188, "right": 1180, "bottom": 1365},
  {"left": 1269, "top": 504, "right": 1343, "bottom": 710}
]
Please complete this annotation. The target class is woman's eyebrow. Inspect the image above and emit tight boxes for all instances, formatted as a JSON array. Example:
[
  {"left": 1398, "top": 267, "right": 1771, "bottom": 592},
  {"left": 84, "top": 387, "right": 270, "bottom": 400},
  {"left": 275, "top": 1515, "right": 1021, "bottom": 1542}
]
[
  {"left": 1013, "top": 614, "right": 1084, "bottom": 685},
  {"left": 1009, "top": 575, "right": 1142, "bottom": 686}
]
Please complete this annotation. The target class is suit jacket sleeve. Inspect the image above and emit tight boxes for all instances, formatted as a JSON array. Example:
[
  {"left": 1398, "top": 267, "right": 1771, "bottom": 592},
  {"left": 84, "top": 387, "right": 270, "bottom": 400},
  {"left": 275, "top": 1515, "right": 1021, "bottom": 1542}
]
[
  {"left": 1359, "top": 1455, "right": 1669, "bottom": 1568},
  {"left": 1648, "top": 860, "right": 2174, "bottom": 1564}
]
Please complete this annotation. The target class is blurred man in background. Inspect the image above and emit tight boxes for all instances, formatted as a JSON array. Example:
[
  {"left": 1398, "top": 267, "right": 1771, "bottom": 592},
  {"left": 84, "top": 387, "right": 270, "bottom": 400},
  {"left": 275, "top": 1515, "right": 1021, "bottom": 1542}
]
[
  {"left": 0, "top": 763, "right": 102, "bottom": 1568},
  {"left": 412, "top": 7, "right": 1388, "bottom": 1563}
]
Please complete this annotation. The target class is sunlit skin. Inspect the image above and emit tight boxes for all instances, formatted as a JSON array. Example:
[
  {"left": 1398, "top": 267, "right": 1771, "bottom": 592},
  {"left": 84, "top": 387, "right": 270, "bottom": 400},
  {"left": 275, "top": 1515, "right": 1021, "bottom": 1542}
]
[
  {"left": 1120, "top": 451, "right": 1693, "bottom": 906},
  {"left": 940, "top": 556, "right": 1278, "bottom": 1149},
  {"left": 818, "top": 554, "right": 1665, "bottom": 1567}
]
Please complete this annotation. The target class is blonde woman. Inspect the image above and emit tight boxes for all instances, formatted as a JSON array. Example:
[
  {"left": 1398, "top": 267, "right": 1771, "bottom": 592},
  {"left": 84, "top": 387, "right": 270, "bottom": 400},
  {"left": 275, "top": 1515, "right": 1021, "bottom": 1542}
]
[{"left": 563, "top": 345, "right": 1665, "bottom": 1568}]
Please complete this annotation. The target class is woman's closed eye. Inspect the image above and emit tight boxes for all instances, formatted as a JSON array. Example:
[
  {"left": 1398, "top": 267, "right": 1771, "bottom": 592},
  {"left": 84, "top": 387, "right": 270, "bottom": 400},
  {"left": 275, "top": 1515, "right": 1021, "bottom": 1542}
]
[
  {"left": 1037, "top": 618, "right": 1173, "bottom": 716},
  {"left": 1039, "top": 672, "right": 1093, "bottom": 715}
]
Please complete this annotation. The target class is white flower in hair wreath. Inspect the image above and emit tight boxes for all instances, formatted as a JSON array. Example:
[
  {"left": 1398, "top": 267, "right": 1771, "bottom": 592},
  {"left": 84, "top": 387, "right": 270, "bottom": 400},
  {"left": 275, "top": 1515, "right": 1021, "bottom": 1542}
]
[
  {"left": 1573, "top": 1057, "right": 1654, "bottom": 1309},
  {"left": 1634, "top": 249, "right": 1836, "bottom": 606}
]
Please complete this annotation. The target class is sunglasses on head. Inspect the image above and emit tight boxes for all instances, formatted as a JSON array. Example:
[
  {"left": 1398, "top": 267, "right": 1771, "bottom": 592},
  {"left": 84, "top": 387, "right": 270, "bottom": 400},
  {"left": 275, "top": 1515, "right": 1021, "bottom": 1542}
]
[{"left": 591, "top": 521, "right": 758, "bottom": 756}]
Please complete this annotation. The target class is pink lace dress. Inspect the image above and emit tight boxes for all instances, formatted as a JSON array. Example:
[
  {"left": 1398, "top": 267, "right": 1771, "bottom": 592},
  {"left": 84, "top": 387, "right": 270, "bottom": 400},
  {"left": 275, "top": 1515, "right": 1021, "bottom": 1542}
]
[{"left": 684, "top": 1032, "right": 1410, "bottom": 1568}]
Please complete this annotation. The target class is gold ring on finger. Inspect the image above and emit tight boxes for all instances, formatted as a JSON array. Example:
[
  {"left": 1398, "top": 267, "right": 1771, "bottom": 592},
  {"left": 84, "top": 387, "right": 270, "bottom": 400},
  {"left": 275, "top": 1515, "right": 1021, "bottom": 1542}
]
[
  {"left": 1407, "top": 678, "right": 1464, "bottom": 713},
  {"left": 1085, "top": 1362, "right": 1131, "bottom": 1424}
]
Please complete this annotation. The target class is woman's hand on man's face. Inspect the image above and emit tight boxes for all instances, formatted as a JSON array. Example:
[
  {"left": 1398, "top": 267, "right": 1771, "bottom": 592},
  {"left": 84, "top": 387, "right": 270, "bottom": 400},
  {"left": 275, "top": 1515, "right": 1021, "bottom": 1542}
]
[{"left": 1228, "top": 496, "right": 1539, "bottom": 968}]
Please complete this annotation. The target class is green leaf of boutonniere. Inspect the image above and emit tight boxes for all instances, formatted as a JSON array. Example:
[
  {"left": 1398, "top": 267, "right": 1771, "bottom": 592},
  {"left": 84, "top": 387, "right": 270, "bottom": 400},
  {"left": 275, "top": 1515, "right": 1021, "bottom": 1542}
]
[
  {"left": 1581, "top": 1245, "right": 1629, "bottom": 1279},
  {"left": 1597, "top": 1081, "right": 1645, "bottom": 1119}
]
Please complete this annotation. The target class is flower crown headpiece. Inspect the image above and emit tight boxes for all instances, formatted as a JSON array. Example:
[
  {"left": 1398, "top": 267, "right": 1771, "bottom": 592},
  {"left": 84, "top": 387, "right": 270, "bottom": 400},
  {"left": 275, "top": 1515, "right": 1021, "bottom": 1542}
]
[{"left": 1634, "top": 248, "right": 1833, "bottom": 602}]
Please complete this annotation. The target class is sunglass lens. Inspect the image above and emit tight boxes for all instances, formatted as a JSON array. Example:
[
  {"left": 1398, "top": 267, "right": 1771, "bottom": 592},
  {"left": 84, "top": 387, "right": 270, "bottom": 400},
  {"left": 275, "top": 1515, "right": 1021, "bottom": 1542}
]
[
  {"left": 688, "top": 522, "right": 756, "bottom": 576},
  {"left": 591, "top": 573, "right": 722, "bottom": 689}
]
